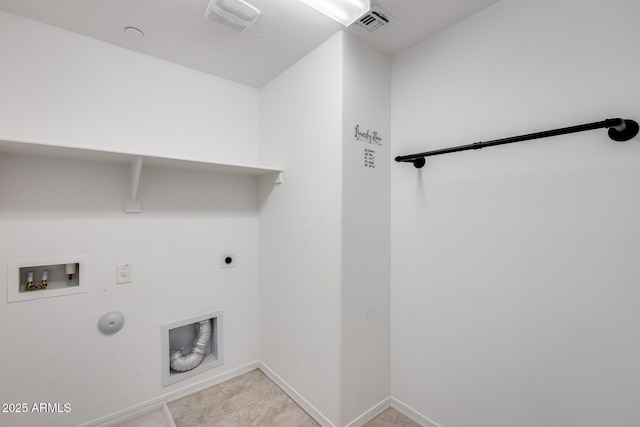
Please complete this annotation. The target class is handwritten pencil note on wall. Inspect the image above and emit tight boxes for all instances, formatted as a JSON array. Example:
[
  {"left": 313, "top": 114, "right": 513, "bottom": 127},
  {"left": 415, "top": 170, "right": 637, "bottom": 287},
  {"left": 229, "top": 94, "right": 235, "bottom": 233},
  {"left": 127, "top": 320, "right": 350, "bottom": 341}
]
[
  {"left": 364, "top": 148, "right": 376, "bottom": 168},
  {"left": 354, "top": 124, "right": 382, "bottom": 169}
]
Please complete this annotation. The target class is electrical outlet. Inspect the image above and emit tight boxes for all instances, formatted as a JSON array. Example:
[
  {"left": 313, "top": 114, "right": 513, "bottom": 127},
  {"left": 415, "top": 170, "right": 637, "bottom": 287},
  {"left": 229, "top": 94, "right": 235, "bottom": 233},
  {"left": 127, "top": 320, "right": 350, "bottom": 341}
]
[
  {"left": 116, "top": 264, "right": 132, "bottom": 284},
  {"left": 221, "top": 254, "right": 235, "bottom": 268}
]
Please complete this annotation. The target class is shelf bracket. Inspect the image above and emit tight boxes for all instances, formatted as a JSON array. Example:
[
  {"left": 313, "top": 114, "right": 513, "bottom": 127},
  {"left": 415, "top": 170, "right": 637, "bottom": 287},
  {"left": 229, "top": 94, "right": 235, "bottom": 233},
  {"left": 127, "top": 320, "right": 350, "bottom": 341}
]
[
  {"left": 261, "top": 170, "right": 283, "bottom": 185},
  {"left": 125, "top": 156, "right": 143, "bottom": 213}
]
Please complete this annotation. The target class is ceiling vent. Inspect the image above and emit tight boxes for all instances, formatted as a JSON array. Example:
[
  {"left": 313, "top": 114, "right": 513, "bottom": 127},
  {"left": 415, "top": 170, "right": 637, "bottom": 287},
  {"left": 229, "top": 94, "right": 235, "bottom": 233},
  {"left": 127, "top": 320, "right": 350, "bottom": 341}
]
[
  {"left": 354, "top": 4, "right": 394, "bottom": 33},
  {"left": 204, "top": 0, "right": 261, "bottom": 33}
]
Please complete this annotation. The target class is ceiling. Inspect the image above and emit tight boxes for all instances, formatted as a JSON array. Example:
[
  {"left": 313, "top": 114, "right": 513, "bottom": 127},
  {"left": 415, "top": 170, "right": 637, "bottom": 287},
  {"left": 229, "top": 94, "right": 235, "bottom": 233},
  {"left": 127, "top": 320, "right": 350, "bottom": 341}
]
[{"left": 0, "top": 0, "right": 500, "bottom": 87}]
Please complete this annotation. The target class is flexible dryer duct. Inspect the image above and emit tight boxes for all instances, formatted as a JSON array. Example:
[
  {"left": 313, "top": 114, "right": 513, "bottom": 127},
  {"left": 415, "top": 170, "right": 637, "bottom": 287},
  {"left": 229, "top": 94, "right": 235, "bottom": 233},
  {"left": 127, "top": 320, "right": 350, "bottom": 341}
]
[{"left": 170, "top": 320, "right": 212, "bottom": 372}]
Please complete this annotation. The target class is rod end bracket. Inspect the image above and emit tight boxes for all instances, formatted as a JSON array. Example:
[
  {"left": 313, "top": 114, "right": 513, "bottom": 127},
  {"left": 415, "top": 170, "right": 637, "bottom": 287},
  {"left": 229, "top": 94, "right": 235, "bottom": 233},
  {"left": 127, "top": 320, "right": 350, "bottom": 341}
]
[
  {"left": 413, "top": 158, "right": 426, "bottom": 168},
  {"left": 608, "top": 119, "right": 639, "bottom": 142}
]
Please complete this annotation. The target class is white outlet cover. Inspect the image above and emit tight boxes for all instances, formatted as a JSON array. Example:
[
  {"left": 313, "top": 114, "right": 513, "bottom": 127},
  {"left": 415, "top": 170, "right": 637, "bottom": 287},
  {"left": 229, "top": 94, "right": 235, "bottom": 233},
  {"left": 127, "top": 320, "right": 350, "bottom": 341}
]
[{"left": 116, "top": 264, "right": 132, "bottom": 284}]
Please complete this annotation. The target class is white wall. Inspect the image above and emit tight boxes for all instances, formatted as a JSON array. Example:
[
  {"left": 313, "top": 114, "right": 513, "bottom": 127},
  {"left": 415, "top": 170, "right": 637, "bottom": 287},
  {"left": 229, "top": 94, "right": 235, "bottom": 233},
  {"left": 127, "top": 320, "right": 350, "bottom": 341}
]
[
  {"left": 260, "top": 33, "right": 390, "bottom": 425},
  {"left": 259, "top": 32, "right": 344, "bottom": 425},
  {"left": 260, "top": 32, "right": 391, "bottom": 427},
  {"left": 0, "top": 11, "right": 259, "bottom": 164},
  {"left": 390, "top": 0, "right": 640, "bottom": 426},
  {"left": 341, "top": 36, "right": 390, "bottom": 424},
  {"left": 0, "top": 11, "right": 261, "bottom": 427}
]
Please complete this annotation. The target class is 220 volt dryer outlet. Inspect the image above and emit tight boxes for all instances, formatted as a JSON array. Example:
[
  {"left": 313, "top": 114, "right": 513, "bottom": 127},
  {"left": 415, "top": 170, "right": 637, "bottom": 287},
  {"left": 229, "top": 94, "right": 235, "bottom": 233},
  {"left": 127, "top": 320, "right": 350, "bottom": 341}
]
[{"left": 221, "top": 255, "right": 235, "bottom": 268}]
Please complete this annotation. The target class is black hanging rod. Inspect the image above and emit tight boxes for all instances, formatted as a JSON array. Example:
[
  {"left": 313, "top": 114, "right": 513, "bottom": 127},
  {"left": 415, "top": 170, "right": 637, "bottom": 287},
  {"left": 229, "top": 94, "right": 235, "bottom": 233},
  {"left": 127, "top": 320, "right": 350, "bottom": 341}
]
[{"left": 395, "top": 118, "right": 639, "bottom": 168}]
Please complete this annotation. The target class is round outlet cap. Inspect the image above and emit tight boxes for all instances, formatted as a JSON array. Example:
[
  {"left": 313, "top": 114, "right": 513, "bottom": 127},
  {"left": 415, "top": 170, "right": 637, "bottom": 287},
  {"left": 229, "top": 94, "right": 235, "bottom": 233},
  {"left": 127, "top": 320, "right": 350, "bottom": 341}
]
[{"left": 98, "top": 311, "right": 125, "bottom": 334}]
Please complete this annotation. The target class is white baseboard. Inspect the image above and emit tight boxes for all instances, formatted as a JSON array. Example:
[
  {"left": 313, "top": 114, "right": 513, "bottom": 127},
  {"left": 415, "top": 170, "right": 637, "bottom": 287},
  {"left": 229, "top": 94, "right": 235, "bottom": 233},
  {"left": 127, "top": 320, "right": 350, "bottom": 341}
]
[
  {"left": 80, "top": 361, "right": 259, "bottom": 427},
  {"left": 258, "top": 362, "right": 337, "bottom": 427},
  {"left": 78, "top": 361, "right": 443, "bottom": 427},
  {"left": 259, "top": 363, "right": 441, "bottom": 427},
  {"left": 344, "top": 397, "right": 391, "bottom": 427},
  {"left": 161, "top": 403, "right": 177, "bottom": 427},
  {"left": 390, "top": 397, "right": 442, "bottom": 427}
]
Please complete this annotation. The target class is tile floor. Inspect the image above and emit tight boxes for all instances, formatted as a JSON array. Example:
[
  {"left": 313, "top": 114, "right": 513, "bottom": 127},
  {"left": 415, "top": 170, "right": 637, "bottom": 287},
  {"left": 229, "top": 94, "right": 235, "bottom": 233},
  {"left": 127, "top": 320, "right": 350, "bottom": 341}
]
[{"left": 167, "top": 369, "right": 420, "bottom": 426}]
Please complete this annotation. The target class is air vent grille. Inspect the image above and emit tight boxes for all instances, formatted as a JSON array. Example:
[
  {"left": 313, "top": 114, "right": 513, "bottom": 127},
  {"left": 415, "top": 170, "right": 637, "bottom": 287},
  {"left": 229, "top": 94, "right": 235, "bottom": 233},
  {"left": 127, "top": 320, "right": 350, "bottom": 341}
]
[{"left": 355, "top": 4, "right": 394, "bottom": 33}]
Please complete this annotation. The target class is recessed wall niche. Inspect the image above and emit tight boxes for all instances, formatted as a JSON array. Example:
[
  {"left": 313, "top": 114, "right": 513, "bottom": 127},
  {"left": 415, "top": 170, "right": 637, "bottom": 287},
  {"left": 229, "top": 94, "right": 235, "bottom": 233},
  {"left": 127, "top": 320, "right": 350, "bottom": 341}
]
[
  {"left": 161, "top": 311, "right": 224, "bottom": 387},
  {"left": 7, "top": 255, "right": 88, "bottom": 303}
]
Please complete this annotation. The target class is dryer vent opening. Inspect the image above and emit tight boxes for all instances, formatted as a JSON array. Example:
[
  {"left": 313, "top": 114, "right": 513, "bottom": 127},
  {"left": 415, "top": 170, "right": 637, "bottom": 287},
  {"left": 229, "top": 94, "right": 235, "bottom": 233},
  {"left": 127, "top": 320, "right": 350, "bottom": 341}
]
[{"left": 161, "top": 311, "right": 224, "bottom": 387}]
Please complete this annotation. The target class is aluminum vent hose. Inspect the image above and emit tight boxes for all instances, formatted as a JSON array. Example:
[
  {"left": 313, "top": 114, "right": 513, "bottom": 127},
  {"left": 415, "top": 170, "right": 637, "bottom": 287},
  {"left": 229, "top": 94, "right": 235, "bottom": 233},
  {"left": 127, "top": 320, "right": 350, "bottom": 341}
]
[{"left": 170, "top": 320, "right": 212, "bottom": 372}]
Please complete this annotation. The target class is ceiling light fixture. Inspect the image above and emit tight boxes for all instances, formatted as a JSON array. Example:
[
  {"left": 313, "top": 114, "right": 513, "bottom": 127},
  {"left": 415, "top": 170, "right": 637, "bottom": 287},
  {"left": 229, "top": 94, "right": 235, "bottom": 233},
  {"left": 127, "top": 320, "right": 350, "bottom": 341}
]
[
  {"left": 204, "top": 0, "right": 261, "bottom": 33},
  {"left": 299, "top": 0, "right": 370, "bottom": 27}
]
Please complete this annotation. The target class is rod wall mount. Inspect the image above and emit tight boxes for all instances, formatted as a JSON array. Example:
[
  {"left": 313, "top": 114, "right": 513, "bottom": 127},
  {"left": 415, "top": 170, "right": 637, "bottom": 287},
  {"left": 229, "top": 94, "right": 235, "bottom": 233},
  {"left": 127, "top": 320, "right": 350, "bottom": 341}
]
[
  {"left": 413, "top": 158, "right": 426, "bottom": 169},
  {"left": 608, "top": 119, "right": 639, "bottom": 142}
]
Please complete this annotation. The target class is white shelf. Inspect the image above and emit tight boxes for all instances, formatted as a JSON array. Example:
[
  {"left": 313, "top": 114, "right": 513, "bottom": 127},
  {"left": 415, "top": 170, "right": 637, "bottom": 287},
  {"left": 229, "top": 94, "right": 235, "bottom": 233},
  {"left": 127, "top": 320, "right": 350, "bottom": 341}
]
[{"left": 0, "top": 137, "right": 283, "bottom": 213}]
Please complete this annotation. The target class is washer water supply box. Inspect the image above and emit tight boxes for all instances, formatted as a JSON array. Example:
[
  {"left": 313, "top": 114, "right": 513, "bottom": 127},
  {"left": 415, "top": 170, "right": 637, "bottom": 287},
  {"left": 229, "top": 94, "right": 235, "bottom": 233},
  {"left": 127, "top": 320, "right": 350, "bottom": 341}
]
[{"left": 7, "top": 255, "right": 87, "bottom": 303}]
